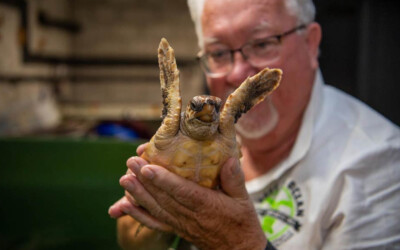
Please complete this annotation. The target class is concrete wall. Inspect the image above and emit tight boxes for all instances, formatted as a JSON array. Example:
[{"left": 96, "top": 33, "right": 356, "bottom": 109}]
[
  {"left": 0, "top": 2, "right": 64, "bottom": 135},
  {"left": 0, "top": 0, "right": 203, "bottom": 135},
  {"left": 71, "top": 0, "right": 198, "bottom": 58}
]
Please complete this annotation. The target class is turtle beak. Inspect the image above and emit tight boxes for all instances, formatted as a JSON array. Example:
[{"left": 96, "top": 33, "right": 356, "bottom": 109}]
[{"left": 195, "top": 104, "right": 217, "bottom": 122}]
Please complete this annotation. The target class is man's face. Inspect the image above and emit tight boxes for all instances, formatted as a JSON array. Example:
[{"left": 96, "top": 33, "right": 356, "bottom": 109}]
[{"left": 201, "top": 0, "right": 320, "bottom": 144}]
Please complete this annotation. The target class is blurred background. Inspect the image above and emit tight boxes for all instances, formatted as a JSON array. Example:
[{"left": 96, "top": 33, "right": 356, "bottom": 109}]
[{"left": 0, "top": 0, "right": 399, "bottom": 249}]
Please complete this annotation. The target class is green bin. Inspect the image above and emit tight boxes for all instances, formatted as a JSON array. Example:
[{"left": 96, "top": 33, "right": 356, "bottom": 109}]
[{"left": 0, "top": 137, "right": 142, "bottom": 250}]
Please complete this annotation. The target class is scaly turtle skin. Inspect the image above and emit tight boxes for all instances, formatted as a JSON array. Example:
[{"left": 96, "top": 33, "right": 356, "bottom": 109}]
[{"left": 141, "top": 38, "right": 282, "bottom": 188}]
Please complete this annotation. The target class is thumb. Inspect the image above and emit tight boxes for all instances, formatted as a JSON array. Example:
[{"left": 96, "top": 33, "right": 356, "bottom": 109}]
[{"left": 220, "top": 158, "right": 248, "bottom": 199}]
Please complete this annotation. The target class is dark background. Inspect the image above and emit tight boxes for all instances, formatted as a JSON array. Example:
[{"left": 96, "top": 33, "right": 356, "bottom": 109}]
[{"left": 316, "top": 0, "right": 400, "bottom": 125}]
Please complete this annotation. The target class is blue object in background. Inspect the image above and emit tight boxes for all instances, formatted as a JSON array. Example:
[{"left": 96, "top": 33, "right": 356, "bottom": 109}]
[{"left": 96, "top": 123, "right": 139, "bottom": 140}]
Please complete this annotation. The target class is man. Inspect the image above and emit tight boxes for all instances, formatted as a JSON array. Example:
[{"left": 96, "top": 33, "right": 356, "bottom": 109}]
[{"left": 109, "top": 0, "right": 400, "bottom": 249}]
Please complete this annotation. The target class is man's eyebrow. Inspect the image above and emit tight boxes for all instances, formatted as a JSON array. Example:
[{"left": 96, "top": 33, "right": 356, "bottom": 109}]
[
  {"left": 203, "top": 37, "right": 221, "bottom": 46},
  {"left": 251, "top": 21, "right": 271, "bottom": 33}
]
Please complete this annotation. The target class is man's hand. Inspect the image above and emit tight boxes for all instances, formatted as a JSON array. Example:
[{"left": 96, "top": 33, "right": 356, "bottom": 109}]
[{"left": 109, "top": 144, "right": 267, "bottom": 249}]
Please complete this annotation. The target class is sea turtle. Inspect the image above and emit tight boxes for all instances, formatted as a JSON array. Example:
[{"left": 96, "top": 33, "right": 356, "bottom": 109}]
[{"left": 141, "top": 38, "right": 282, "bottom": 188}]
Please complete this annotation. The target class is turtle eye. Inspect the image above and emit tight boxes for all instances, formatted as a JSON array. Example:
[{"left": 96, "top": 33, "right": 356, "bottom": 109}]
[{"left": 190, "top": 101, "right": 197, "bottom": 111}]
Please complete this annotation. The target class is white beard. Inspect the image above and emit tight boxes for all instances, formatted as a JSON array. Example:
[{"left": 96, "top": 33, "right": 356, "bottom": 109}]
[{"left": 234, "top": 97, "right": 279, "bottom": 139}]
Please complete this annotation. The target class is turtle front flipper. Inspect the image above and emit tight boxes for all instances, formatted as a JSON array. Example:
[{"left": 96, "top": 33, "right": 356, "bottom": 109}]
[
  {"left": 154, "top": 38, "right": 182, "bottom": 149},
  {"left": 219, "top": 68, "right": 282, "bottom": 138}
]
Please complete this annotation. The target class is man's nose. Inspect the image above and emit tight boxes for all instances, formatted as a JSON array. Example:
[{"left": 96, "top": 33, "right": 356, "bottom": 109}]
[{"left": 226, "top": 51, "right": 258, "bottom": 87}]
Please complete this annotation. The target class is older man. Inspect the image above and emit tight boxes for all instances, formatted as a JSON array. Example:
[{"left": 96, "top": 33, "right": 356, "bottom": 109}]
[{"left": 109, "top": 0, "right": 400, "bottom": 249}]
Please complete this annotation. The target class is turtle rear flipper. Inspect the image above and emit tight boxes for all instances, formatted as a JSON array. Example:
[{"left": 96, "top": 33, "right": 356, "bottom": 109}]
[
  {"left": 154, "top": 38, "right": 182, "bottom": 148},
  {"left": 220, "top": 68, "right": 282, "bottom": 138}
]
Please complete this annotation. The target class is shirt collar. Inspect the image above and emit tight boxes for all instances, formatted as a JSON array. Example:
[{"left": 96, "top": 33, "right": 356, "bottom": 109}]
[{"left": 245, "top": 69, "right": 324, "bottom": 193}]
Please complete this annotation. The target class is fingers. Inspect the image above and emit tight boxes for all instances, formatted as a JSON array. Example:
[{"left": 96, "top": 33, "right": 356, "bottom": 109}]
[
  {"left": 108, "top": 197, "right": 127, "bottom": 219},
  {"left": 136, "top": 143, "right": 148, "bottom": 156},
  {"left": 111, "top": 196, "right": 172, "bottom": 232},
  {"left": 120, "top": 172, "right": 179, "bottom": 227},
  {"left": 125, "top": 190, "right": 139, "bottom": 206},
  {"left": 120, "top": 174, "right": 165, "bottom": 217},
  {"left": 119, "top": 196, "right": 172, "bottom": 232},
  {"left": 109, "top": 156, "right": 147, "bottom": 219},
  {"left": 138, "top": 164, "right": 209, "bottom": 211},
  {"left": 126, "top": 156, "right": 148, "bottom": 171},
  {"left": 111, "top": 155, "right": 177, "bottom": 231},
  {"left": 125, "top": 156, "right": 182, "bottom": 227},
  {"left": 125, "top": 156, "right": 246, "bottom": 209},
  {"left": 220, "top": 158, "right": 249, "bottom": 199},
  {"left": 127, "top": 157, "right": 200, "bottom": 219}
]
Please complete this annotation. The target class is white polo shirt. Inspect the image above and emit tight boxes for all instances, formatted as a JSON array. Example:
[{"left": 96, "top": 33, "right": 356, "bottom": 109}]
[{"left": 246, "top": 70, "right": 400, "bottom": 249}]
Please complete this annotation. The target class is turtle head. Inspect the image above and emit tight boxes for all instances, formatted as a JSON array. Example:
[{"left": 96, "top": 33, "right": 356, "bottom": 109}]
[{"left": 181, "top": 95, "right": 222, "bottom": 140}]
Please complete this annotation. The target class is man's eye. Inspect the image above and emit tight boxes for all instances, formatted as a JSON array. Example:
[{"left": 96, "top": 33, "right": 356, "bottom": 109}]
[
  {"left": 253, "top": 41, "right": 271, "bottom": 50},
  {"left": 209, "top": 50, "right": 229, "bottom": 59}
]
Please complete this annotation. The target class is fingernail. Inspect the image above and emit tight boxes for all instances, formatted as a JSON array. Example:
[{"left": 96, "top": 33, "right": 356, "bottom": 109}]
[
  {"left": 141, "top": 166, "right": 155, "bottom": 180},
  {"left": 120, "top": 176, "right": 135, "bottom": 190},
  {"left": 126, "top": 156, "right": 135, "bottom": 165},
  {"left": 128, "top": 158, "right": 140, "bottom": 173},
  {"left": 108, "top": 206, "right": 116, "bottom": 218}
]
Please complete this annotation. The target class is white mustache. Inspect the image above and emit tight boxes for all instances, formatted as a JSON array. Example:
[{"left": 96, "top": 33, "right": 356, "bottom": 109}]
[{"left": 235, "top": 97, "right": 279, "bottom": 139}]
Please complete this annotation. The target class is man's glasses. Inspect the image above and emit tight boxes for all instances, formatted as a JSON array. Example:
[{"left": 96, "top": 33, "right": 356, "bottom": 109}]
[{"left": 197, "top": 24, "right": 307, "bottom": 78}]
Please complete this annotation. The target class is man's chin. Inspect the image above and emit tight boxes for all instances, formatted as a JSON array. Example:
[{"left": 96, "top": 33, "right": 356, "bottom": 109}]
[{"left": 235, "top": 97, "right": 279, "bottom": 139}]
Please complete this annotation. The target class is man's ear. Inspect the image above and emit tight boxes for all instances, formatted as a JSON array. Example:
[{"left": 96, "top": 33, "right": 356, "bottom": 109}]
[{"left": 305, "top": 22, "right": 322, "bottom": 69}]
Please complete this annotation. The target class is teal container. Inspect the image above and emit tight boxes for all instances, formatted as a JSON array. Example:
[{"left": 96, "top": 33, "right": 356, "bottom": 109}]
[{"left": 0, "top": 137, "right": 143, "bottom": 250}]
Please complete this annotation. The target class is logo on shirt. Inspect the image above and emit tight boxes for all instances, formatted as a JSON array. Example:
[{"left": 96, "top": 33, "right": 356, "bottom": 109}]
[{"left": 255, "top": 180, "right": 304, "bottom": 247}]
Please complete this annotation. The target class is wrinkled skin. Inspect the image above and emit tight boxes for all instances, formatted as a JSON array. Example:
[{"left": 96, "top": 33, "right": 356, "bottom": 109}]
[
  {"left": 109, "top": 0, "right": 321, "bottom": 248},
  {"left": 109, "top": 143, "right": 266, "bottom": 249}
]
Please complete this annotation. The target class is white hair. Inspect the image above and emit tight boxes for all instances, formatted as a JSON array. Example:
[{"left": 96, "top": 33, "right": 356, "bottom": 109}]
[
  {"left": 187, "top": 0, "right": 316, "bottom": 49},
  {"left": 187, "top": 0, "right": 206, "bottom": 48},
  {"left": 285, "top": 0, "right": 315, "bottom": 25}
]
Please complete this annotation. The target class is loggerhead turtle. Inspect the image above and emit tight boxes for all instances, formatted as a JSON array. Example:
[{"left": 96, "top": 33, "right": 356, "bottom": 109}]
[{"left": 141, "top": 38, "right": 282, "bottom": 188}]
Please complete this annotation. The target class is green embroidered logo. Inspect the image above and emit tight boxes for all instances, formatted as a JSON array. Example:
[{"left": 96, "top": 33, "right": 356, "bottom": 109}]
[
  {"left": 262, "top": 187, "right": 295, "bottom": 240},
  {"left": 256, "top": 181, "right": 304, "bottom": 245}
]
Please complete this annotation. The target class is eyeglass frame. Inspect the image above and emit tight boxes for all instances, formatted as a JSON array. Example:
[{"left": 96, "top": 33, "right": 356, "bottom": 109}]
[{"left": 197, "top": 24, "right": 308, "bottom": 77}]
